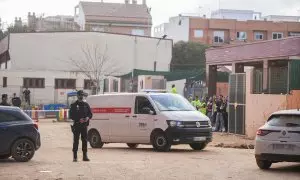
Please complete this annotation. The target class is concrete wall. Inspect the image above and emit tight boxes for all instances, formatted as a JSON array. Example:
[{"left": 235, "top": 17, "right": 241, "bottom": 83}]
[
  {"left": 245, "top": 70, "right": 300, "bottom": 138},
  {"left": 216, "top": 82, "right": 229, "bottom": 97},
  {"left": 167, "top": 79, "right": 186, "bottom": 96},
  {"left": 9, "top": 32, "right": 172, "bottom": 74}
]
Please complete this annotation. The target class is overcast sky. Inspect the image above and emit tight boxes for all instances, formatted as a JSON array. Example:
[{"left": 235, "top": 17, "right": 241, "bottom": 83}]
[{"left": 0, "top": 0, "right": 300, "bottom": 26}]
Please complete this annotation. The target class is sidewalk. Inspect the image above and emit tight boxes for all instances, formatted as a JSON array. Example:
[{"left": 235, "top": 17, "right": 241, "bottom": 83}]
[{"left": 209, "top": 132, "right": 255, "bottom": 149}]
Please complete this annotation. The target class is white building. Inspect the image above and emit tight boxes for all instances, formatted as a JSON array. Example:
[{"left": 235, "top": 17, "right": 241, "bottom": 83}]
[
  {"left": 262, "top": 15, "right": 300, "bottom": 22},
  {"left": 154, "top": 15, "right": 190, "bottom": 43},
  {"left": 0, "top": 32, "right": 172, "bottom": 105},
  {"left": 211, "top": 9, "right": 262, "bottom": 21}
]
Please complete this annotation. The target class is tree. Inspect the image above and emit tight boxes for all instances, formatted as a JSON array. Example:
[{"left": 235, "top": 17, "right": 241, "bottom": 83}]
[
  {"left": 69, "top": 43, "right": 119, "bottom": 95},
  {"left": 170, "top": 41, "right": 209, "bottom": 71}
]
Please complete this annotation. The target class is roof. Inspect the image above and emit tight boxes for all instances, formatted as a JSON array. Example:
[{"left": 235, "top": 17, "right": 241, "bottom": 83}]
[
  {"left": 270, "top": 109, "right": 300, "bottom": 116},
  {"left": 80, "top": 1, "right": 151, "bottom": 19}
]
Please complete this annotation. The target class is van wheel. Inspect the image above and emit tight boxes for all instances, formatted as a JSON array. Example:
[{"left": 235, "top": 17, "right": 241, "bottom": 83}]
[
  {"left": 89, "top": 130, "right": 104, "bottom": 148},
  {"left": 189, "top": 143, "right": 207, "bottom": 151},
  {"left": 127, "top": 143, "right": 139, "bottom": 149},
  {"left": 152, "top": 132, "right": 171, "bottom": 152},
  {"left": 11, "top": 139, "right": 35, "bottom": 162},
  {"left": 256, "top": 159, "right": 272, "bottom": 170}
]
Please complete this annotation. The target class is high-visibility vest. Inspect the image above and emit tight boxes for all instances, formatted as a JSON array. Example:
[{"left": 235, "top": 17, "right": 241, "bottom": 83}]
[
  {"left": 199, "top": 102, "right": 207, "bottom": 115},
  {"left": 171, "top": 87, "right": 177, "bottom": 94}
]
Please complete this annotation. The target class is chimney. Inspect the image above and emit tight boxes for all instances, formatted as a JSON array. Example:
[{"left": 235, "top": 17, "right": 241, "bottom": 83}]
[
  {"left": 142, "top": 0, "right": 146, "bottom": 5},
  {"left": 132, "top": 0, "right": 137, "bottom": 4},
  {"left": 125, "top": 0, "right": 129, "bottom": 4}
]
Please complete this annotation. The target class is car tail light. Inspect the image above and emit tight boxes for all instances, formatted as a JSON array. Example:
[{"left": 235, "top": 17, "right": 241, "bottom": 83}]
[
  {"left": 256, "top": 129, "right": 279, "bottom": 136},
  {"left": 33, "top": 121, "right": 38, "bottom": 130}
]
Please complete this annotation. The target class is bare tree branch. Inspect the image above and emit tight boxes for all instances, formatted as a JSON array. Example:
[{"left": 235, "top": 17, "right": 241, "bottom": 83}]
[{"left": 67, "top": 43, "right": 119, "bottom": 94}]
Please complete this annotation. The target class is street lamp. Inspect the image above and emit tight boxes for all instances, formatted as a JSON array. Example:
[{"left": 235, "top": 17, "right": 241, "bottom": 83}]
[{"left": 154, "top": 34, "right": 167, "bottom": 72}]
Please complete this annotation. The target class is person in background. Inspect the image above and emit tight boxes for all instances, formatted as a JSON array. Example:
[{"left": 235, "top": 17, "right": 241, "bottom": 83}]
[
  {"left": 206, "top": 97, "right": 213, "bottom": 121},
  {"left": 0, "top": 94, "right": 10, "bottom": 106},
  {"left": 23, "top": 87, "right": 31, "bottom": 105},
  {"left": 69, "top": 90, "right": 93, "bottom": 162},
  {"left": 171, "top": 84, "right": 177, "bottom": 94},
  {"left": 222, "top": 96, "right": 228, "bottom": 132},
  {"left": 11, "top": 93, "right": 21, "bottom": 108},
  {"left": 192, "top": 96, "right": 201, "bottom": 110},
  {"left": 199, "top": 97, "right": 207, "bottom": 115},
  {"left": 214, "top": 95, "right": 225, "bottom": 132}
]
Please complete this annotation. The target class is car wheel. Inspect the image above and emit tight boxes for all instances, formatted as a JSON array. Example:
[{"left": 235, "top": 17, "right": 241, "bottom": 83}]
[
  {"left": 152, "top": 132, "right": 171, "bottom": 152},
  {"left": 256, "top": 159, "right": 272, "bottom": 170},
  {"left": 127, "top": 143, "right": 139, "bottom": 149},
  {"left": 11, "top": 139, "right": 35, "bottom": 162},
  {"left": 89, "top": 130, "right": 104, "bottom": 148},
  {"left": 0, "top": 154, "right": 11, "bottom": 159},
  {"left": 189, "top": 143, "right": 207, "bottom": 151}
]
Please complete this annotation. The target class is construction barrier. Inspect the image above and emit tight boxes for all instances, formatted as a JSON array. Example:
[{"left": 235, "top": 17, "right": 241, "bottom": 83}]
[{"left": 23, "top": 109, "right": 70, "bottom": 122}]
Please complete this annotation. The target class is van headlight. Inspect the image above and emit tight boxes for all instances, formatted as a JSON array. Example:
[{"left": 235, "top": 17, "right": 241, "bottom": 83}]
[{"left": 167, "top": 120, "right": 183, "bottom": 127}]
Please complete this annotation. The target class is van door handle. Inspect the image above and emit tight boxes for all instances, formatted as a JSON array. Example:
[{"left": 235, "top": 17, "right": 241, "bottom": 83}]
[
  {"left": 132, "top": 115, "right": 137, "bottom": 118},
  {"left": 125, "top": 115, "right": 130, "bottom": 118}
]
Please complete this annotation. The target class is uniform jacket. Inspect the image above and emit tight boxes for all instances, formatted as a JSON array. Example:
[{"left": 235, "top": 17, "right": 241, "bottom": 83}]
[{"left": 69, "top": 100, "right": 93, "bottom": 126}]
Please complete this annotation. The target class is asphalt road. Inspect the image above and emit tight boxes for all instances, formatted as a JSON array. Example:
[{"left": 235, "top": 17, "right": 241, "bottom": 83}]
[{"left": 0, "top": 120, "right": 299, "bottom": 180}]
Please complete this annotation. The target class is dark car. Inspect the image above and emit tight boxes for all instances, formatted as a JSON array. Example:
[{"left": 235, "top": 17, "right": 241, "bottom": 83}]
[{"left": 0, "top": 106, "right": 41, "bottom": 162}]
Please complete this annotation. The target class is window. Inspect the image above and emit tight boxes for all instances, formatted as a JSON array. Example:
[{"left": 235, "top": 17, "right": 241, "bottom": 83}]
[
  {"left": 237, "top": 31, "right": 247, "bottom": 40},
  {"left": 112, "top": 80, "right": 118, "bottom": 92},
  {"left": 0, "top": 111, "right": 22, "bottom": 123},
  {"left": 213, "top": 31, "right": 224, "bottom": 43},
  {"left": 272, "top": 32, "right": 283, "bottom": 40},
  {"left": 55, "top": 79, "right": 76, "bottom": 89},
  {"left": 194, "top": 29, "right": 204, "bottom": 38},
  {"left": 84, "top": 79, "right": 94, "bottom": 90},
  {"left": 103, "top": 78, "right": 109, "bottom": 92},
  {"left": 254, "top": 32, "right": 264, "bottom": 40},
  {"left": 131, "top": 29, "right": 145, "bottom": 36},
  {"left": 288, "top": 32, "right": 300, "bottom": 37},
  {"left": 267, "top": 115, "right": 300, "bottom": 127},
  {"left": 135, "top": 96, "right": 155, "bottom": 114},
  {"left": 150, "top": 94, "right": 195, "bottom": 111},
  {"left": 3, "top": 77, "right": 7, "bottom": 88},
  {"left": 23, "top": 78, "right": 45, "bottom": 88}
]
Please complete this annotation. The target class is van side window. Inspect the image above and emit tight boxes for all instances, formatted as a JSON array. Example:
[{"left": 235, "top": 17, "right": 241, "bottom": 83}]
[{"left": 135, "top": 96, "right": 154, "bottom": 114}]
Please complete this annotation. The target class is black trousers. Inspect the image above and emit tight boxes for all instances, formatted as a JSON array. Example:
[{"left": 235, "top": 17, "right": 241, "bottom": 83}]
[{"left": 72, "top": 124, "right": 88, "bottom": 153}]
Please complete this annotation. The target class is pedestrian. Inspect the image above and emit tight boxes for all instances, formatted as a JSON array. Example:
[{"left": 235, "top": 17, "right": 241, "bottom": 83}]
[
  {"left": 0, "top": 94, "right": 10, "bottom": 106},
  {"left": 192, "top": 96, "right": 201, "bottom": 110},
  {"left": 23, "top": 87, "right": 31, "bottom": 105},
  {"left": 171, "top": 84, "right": 177, "bottom": 94},
  {"left": 69, "top": 90, "right": 93, "bottom": 162},
  {"left": 11, "top": 93, "right": 21, "bottom": 108},
  {"left": 214, "top": 95, "right": 225, "bottom": 132},
  {"left": 206, "top": 97, "right": 213, "bottom": 120}
]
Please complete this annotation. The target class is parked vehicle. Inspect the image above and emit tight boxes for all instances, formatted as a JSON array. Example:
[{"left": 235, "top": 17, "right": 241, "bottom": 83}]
[
  {"left": 255, "top": 109, "right": 300, "bottom": 169},
  {"left": 86, "top": 92, "right": 212, "bottom": 152},
  {"left": 0, "top": 106, "right": 41, "bottom": 162}
]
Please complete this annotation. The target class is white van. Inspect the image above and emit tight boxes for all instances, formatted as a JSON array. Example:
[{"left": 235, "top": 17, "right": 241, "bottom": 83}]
[{"left": 86, "top": 92, "right": 212, "bottom": 152}]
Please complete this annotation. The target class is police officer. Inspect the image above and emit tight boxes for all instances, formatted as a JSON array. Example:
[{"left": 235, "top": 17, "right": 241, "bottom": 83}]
[
  {"left": 171, "top": 84, "right": 177, "bottom": 94},
  {"left": 69, "top": 90, "right": 93, "bottom": 162},
  {"left": 0, "top": 94, "right": 10, "bottom": 106}
]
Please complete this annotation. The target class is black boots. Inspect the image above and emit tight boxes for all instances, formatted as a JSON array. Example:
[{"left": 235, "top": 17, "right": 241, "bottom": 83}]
[
  {"left": 83, "top": 152, "right": 90, "bottom": 161},
  {"left": 73, "top": 152, "right": 77, "bottom": 162},
  {"left": 73, "top": 152, "right": 90, "bottom": 162}
]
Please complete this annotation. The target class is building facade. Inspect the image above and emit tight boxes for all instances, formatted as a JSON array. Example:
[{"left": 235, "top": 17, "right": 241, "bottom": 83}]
[
  {"left": 74, "top": 0, "right": 152, "bottom": 36},
  {"left": 154, "top": 12, "right": 300, "bottom": 45},
  {"left": 211, "top": 9, "right": 262, "bottom": 21},
  {"left": 0, "top": 32, "right": 172, "bottom": 105}
]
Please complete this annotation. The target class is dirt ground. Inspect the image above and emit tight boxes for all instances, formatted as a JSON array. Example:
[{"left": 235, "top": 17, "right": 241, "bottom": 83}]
[{"left": 0, "top": 119, "right": 299, "bottom": 180}]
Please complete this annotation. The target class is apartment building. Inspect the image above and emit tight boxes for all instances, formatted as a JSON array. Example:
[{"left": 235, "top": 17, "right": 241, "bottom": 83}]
[
  {"left": 74, "top": 0, "right": 152, "bottom": 36},
  {"left": 154, "top": 10, "right": 300, "bottom": 45}
]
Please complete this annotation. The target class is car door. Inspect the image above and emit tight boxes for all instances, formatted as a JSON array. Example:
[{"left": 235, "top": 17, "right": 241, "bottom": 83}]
[
  {"left": 129, "top": 96, "right": 156, "bottom": 144},
  {"left": 0, "top": 110, "right": 21, "bottom": 154}
]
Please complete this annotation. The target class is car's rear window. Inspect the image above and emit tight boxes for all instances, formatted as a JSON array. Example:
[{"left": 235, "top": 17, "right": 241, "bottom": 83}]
[
  {"left": 0, "top": 110, "right": 31, "bottom": 123},
  {"left": 267, "top": 115, "right": 300, "bottom": 127}
]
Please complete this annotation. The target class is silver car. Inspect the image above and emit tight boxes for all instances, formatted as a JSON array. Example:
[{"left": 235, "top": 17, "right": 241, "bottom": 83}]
[{"left": 255, "top": 109, "right": 300, "bottom": 169}]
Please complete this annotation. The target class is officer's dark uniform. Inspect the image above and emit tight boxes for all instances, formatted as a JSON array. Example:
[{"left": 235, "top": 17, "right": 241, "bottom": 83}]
[{"left": 69, "top": 90, "right": 93, "bottom": 162}]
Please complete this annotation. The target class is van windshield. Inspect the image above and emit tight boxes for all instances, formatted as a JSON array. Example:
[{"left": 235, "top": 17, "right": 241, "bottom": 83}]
[{"left": 150, "top": 94, "right": 195, "bottom": 111}]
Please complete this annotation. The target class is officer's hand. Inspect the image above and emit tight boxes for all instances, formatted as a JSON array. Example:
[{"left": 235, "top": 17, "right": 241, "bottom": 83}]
[
  {"left": 85, "top": 117, "right": 90, "bottom": 121},
  {"left": 79, "top": 119, "right": 85, "bottom": 123}
]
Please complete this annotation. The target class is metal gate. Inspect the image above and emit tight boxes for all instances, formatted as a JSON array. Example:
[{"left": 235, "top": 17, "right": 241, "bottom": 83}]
[{"left": 228, "top": 73, "right": 246, "bottom": 135}]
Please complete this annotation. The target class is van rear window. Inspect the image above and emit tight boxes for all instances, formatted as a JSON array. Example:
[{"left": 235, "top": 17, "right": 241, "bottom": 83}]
[{"left": 268, "top": 115, "right": 300, "bottom": 127}]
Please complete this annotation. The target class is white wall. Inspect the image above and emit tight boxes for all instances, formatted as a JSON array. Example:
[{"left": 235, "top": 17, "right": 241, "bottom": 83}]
[
  {"left": 154, "top": 16, "right": 189, "bottom": 43},
  {"left": 166, "top": 79, "right": 186, "bottom": 96},
  {"left": 74, "top": 3, "right": 86, "bottom": 30}
]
